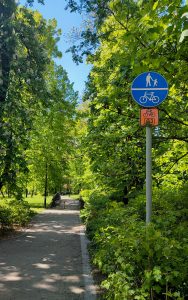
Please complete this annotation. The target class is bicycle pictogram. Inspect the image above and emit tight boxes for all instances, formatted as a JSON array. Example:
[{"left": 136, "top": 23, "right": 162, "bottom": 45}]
[
  {"left": 139, "top": 92, "right": 159, "bottom": 104},
  {"left": 143, "top": 109, "right": 155, "bottom": 118}
]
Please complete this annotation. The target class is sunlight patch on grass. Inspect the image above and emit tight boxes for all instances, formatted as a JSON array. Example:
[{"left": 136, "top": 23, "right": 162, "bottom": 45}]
[
  {"left": 70, "top": 194, "right": 80, "bottom": 200},
  {"left": 0, "top": 195, "right": 52, "bottom": 213},
  {"left": 26, "top": 195, "right": 52, "bottom": 212}
]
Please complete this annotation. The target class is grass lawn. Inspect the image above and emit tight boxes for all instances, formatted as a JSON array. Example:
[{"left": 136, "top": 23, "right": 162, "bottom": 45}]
[
  {"left": 25, "top": 195, "right": 52, "bottom": 212},
  {"left": 69, "top": 194, "right": 80, "bottom": 200},
  {"left": 0, "top": 195, "right": 52, "bottom": 213},
  {"left": 0, "top": 194, "right": 80, "bottom": 214}
]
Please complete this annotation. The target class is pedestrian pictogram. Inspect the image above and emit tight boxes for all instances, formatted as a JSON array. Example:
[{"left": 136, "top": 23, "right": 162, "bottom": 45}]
[
  {"left": 131, "top": 71, "right": 168, "bottom": 107},
  {"left": 140, "top": 108, "right": 159, "bottom": 127},
  {"left": 146, "top": 73, "right": 158, "bottom": 87}
]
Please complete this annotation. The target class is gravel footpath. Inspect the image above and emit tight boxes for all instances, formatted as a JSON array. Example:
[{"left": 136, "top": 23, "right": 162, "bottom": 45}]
[{"left": 0, "top": 197, "right": 97, "bottom": 300}]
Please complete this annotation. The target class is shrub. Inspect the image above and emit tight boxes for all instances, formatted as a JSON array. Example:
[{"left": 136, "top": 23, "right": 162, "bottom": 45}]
[
  {"left": 83, "top": 185, "right": 188, "bottom": 299},
  {"left": 9, "top": 200, "right": 34, "bottom": 226},
  {"left": 80, "top": 189, "right": 110, "bottom": 238},
  {"left": 0, "top": 200, "right": 34, "bottom": 232},
  {"left": 0, "top": 206, "right": 12, "bottom": 230}
]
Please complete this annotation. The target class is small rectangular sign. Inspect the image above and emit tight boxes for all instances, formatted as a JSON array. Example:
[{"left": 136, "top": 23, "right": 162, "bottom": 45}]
[{"left": 140, "top": 108, "right": 159, "bottom": 127}]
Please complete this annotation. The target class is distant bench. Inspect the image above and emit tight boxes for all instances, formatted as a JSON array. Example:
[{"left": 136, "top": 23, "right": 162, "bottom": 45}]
[{"left": 50, "top": 192, "right": 61, "bottom": 208}]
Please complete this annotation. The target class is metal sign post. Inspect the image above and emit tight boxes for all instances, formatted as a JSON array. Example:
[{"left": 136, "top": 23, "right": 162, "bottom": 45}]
[
  {"left": 140, "top": 108, "right": 159, "bottom": 223},
  {"left": 131, "top": 71, "right": 168, "bottom": 224},
  {"left": 146, "top": 126, "right": 152, "bottom": 223}
]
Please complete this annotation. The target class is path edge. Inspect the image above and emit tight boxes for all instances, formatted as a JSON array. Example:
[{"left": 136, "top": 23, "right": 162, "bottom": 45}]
[{"left": 79, "top": 220, "right": 97, "bottom": 300}]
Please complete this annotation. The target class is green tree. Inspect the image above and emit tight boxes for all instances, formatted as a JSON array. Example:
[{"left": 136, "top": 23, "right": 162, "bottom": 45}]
[
  {"left": 0, "top": 3, "right": 73, "bottom": 198},
  {"left": 68, "top": 0, "right": 188, "bottom": 198},
  {"left": 26, "top": 64, "right": 77, "bottom": 196},
  {"left": 0, "top": 0, "right": 16, "bottom": 103},
  {"left": 68, "top": 101, "right": 96, "bottom": 194}
]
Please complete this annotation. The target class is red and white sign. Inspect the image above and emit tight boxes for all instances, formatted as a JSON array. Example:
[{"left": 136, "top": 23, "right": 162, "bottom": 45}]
[{"left": 140, "top": 108, "right": 159, "bottom": 127}]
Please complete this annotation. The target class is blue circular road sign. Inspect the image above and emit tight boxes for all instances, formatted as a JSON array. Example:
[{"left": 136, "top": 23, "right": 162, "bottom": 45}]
[{"left": 131, "top": 71, "right": 168, "bottom": 107}]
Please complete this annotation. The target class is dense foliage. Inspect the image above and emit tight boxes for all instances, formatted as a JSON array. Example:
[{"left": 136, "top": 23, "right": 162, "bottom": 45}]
[
  {"left": 66, "top": 1, "right": 188, "bottom": 299},
  {"left": 80, "top": 185, "right": 188, "bottom": 299},
  {"left": 0, "top": 1, "right": 78, "bottom": 199},
  {"left": 0, "top": 200, "right": 34, "bottom": 231},
  {"left": 68, "top": 0, "right": 188, "bottom": 205}
]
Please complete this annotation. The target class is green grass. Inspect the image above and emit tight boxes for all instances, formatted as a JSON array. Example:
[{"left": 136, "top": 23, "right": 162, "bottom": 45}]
[
  {"left": 25, "top": 195, "right": 52, "bottom": 212},
  {"left": 70, "top": 194, "right": 80, "bottom": 200},
  {"left": 0, "top": 195, "right": 52, "bottom": 213}
]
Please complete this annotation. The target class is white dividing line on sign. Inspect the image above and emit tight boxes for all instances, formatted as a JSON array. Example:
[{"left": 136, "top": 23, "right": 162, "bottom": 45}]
[{"left": 132, "top": 88, "right": 168, "bottom": 90}]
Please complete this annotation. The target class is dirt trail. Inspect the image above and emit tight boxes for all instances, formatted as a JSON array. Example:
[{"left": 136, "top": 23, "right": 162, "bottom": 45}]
[{"left": 0, "top": 197, "right": 97, "bottom": 300}]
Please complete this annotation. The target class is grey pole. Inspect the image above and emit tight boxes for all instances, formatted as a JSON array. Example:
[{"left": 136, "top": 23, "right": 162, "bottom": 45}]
[{"left": 146, "top": 126, "right": 152, "bottom": 223}]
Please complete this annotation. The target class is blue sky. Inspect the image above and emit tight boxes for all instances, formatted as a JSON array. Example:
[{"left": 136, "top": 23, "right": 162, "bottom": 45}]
[{"left": 18, "top": 0, "right": 91, "bottom": 97}]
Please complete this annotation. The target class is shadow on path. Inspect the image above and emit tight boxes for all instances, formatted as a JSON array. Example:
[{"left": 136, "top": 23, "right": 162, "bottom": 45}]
[{"left": 0, "top": 198, "right": 96, "bottom": 300}]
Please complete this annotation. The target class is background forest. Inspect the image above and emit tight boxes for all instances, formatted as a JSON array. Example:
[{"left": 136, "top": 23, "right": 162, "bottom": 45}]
[{"left": 0, "top": 0, "right": 188, "bottom": 299}]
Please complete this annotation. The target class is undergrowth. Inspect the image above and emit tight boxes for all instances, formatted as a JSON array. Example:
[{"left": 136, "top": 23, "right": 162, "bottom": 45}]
[
  {"left": 0, "top": 200, "right": 35, "bottom": 233},
  {"left": 81, "top": 185, "right": 188, "bottom": 299}
]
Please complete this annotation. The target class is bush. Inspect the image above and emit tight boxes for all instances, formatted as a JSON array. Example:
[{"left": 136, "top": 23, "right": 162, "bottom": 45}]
[
  {"left": 0, "top": 206, "right": 12, "bottom": 230},
  {"left": 9, "top": 200, "right": 34, "bottom": 226},
  {"left": 83, "top": 185, "right": 188, "bottom": 299},
  {"left": 80, "top": 189, "right": 110, "bottom": 238},
  {"left": 0, "top": 200, "right": 34, "bottom": 232}
]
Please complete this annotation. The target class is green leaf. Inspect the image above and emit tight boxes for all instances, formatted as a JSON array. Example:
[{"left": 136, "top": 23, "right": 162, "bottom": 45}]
[
  {"left": 152, "top": 1, "right": 159, "bottom": 11},
  {"left": 153, "top": 266, "right": 162, "bottom": 282}
]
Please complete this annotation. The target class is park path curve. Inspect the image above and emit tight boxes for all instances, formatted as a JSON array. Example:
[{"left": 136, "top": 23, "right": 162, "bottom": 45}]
[{"left": 0, "top": 197, "right": 97, "bottom": 300}]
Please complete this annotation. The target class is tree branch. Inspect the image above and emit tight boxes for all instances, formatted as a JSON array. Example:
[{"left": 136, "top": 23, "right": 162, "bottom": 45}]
[
  {"left": 159, "top": 107, "right": 188, "bottom": 127},
  {"left": 155, "top": 152, "right": 188, "bottom": 180}
]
